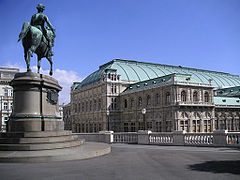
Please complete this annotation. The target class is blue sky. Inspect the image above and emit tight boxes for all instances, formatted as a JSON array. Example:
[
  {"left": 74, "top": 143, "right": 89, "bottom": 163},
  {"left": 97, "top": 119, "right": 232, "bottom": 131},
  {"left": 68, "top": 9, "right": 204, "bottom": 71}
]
[{"left": 0, "top": 0, "right": 240, "bottom": 103}]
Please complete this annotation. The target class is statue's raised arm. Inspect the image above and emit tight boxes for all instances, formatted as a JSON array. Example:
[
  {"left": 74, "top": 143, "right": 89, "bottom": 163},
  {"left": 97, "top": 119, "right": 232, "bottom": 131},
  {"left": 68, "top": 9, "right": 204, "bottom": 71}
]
[{"left": 18, "top": 3, "right": 56, "bottom": 76}]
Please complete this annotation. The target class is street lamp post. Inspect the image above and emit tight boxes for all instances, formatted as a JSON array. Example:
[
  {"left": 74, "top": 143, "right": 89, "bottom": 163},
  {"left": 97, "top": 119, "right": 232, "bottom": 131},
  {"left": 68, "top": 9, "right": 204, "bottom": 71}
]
[
  {"left": 107, "top": 110, "right": 110, "bottom": 131},
  {"left": 142, "top": 108, "right": 146, "bottom": 130}
]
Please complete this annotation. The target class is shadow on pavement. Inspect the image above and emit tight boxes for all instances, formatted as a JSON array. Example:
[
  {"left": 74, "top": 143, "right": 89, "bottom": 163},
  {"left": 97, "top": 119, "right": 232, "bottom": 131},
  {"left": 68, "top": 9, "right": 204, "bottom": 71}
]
[{"left": 188, "top": 160, "right": 240, "bottom": 175}]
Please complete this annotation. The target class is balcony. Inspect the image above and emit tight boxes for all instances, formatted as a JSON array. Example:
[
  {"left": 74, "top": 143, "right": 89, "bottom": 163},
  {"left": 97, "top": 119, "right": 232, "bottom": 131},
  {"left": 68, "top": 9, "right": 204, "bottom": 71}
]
[{"left": 176, "top": 101, "right": 214, "bottom": 107}]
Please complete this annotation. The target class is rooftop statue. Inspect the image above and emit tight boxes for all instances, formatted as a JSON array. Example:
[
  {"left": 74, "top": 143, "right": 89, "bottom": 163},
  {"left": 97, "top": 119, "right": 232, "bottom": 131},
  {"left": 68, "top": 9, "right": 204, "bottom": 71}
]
[{"left": 18, "top": 4, "right": 56, "bottom": 76}]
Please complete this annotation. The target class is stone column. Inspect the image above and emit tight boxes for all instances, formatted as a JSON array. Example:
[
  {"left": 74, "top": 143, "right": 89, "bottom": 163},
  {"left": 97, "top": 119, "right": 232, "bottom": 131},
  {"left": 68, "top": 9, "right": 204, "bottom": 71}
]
[
  {"left": 189, "top": 119, "right": 193, "bottom": 132},
  {"left": 200, "top": 119, "right": 204, "bottom": 132}
]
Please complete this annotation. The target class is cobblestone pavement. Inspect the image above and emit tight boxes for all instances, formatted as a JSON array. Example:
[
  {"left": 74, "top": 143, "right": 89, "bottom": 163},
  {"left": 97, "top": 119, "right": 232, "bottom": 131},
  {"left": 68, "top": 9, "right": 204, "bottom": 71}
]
[{"left": 0, "top": 144, "right": 239, "bottom": 180}]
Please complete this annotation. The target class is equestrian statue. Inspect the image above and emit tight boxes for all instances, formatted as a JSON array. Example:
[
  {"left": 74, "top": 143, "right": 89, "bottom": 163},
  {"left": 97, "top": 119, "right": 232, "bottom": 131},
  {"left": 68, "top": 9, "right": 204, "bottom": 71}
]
[{"left": 18, "top": 4, "right": 55, "bottom": 76}]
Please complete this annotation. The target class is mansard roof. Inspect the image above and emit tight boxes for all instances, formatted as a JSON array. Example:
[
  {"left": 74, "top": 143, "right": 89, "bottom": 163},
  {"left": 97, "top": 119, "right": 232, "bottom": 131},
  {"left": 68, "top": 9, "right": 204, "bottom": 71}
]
[
  {"left": 123, "top": 73, "right": 210, "bottom": 93},
  {"left": 214, "top": 86, "right": 240, "bottom": 97},
  {"left": 214, "top": 96, "right": 240, "bottom": 107},
  {"left": 76, "top": 59, "right": 240, "bottom": 89}
]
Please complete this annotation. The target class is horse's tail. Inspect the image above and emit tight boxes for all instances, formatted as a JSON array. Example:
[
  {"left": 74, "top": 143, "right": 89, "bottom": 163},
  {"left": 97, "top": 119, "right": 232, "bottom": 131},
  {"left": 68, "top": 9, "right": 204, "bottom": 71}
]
[{"left": 18, "top": 22, "right": 30, "bottom": 42}]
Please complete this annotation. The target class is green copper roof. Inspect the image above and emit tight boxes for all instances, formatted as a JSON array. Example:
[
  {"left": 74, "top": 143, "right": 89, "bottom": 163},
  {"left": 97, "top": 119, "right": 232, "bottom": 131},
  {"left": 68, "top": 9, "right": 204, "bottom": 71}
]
[
  {"left": 76, "top": 59, "right": 240, "bottom": 89},
  {"left": 124, "top": 73, "right": 200, "bottom": 92},
  {"left": 214, "top": 97, "right": 240, "bottom": 107},
  {"left": 215, "top": 86, "right": 240, "bottom": 97}
]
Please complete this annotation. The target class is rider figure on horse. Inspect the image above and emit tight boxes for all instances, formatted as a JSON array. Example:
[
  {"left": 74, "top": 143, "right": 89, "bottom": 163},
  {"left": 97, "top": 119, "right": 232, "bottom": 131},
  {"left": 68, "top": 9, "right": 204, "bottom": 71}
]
[{"left": 30, "top": 3, "right": 55, "bottom": 56}]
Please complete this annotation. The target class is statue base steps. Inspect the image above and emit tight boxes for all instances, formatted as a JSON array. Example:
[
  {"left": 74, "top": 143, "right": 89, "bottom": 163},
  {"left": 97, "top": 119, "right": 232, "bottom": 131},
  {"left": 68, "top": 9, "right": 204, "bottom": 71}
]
[
  {"left": 0, "top": 131, "right": 84, "bottom": 151},
  {"left": 0, "top": 142, "right": 111, "bottom": 163}
]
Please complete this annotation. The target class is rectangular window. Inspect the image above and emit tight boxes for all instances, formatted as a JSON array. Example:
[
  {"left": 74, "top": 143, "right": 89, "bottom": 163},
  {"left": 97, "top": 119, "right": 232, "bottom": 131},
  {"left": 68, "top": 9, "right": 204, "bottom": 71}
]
[
  {"left": 131, "top": 123, "right": 135, "bottom": 132},
  {"left": 147, "top": 122, "right": 152, "bottom": 130},
  {"left": 4, "top": 89, "right": 8, "bottom": 97},
  {"left": 10, "top": 90, "right": 13, "bottom": 97},
  {"left": 82, "top": 124, "right": 85, "bottom": 132},
  {"left": 111, "top": 84, "right": 114, "bottom": 94},
  {"left": 3, "top": 102, "right": 8, "bottom": 110},
  {"left": 10, "top": 103, "right": 13, "bottom": 110},
  {"left": 124, "top": 123, "right": 128, "bottom": 132}
]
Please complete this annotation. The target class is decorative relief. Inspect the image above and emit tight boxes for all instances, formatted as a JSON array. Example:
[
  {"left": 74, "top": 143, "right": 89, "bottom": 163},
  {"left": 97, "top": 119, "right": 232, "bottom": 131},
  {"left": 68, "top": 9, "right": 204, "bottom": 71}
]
[{"left": 46, "top": 89, "right": 58, "bottom": 105}]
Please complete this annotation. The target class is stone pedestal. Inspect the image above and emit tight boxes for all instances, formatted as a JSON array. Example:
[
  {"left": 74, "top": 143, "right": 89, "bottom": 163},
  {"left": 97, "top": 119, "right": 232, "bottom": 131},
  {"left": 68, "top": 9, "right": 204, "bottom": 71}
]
[
  {"left": 0, "top": 72, "right": 111, "bottom": 162},
  {"left": 173, "top": 130, "right": 186, "bottom": 145},
  {"left": 0, "top": 72, "right": 83, "bottom": 152},
  {"left": 138, "top": 130, "right": 152, "bottom": 144},
  {"left": 8, "top": 72, "right": 63, "bottom": 132}
]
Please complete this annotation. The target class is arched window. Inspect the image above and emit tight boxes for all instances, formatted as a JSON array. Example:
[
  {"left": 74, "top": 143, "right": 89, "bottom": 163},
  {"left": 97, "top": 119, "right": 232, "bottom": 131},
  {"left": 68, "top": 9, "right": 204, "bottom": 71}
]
[
  {"left": 138, "top": 97, "right": 142, "bottom": 107},
  {"left": 86, "top": 101, "right": 88, "bottom": 111},
  {"left": 82, "top": 102, "right": 84, "bottom": 112},
  {"left": 165, "top": 92, "right": 170, "bottom": 104},
  {"left": 93, "top": 99, "right": 97, "bottom": 111},
  {"left": 204, "top": 92, "right": 209, "bottom": 102},
  {"left": 130, "top": 98, "right": 134, "bottom": 108},
  {"left": 124, "top": 99, "right": 128, "bottom": 108},
  {"left": 181, "top": 91, "right": 187, "bottom": 102},
  {"left": 146, "top": 95, "right": 151, "bottom": 106},
  {"left": 98, "top": 99, "right": 101, "bottom": 111},
  {"left": 155, "top": 93, "right": 160, "bottom": 105},
  {"left": 89, "top": 101, "right": 92, "bottom": 111},
  {"left": 193, "top": 91, "right": 198, "bottom": 102}
]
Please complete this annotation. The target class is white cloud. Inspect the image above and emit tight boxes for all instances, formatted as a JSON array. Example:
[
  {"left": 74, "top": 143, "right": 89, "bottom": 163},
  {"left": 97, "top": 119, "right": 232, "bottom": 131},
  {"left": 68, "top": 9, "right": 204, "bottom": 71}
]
[
  {"left": 2, "top": 62, "right": 83, "bottom": 105},
  {"left": 3, "top": 62, "right": 26, "bottom": 72}
]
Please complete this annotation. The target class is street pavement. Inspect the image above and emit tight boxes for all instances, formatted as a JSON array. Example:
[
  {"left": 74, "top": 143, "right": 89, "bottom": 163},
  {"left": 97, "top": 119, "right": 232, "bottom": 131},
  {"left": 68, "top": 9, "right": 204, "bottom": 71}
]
[{"left": 0, "top": 144, "right": 239, "bottom": 180}]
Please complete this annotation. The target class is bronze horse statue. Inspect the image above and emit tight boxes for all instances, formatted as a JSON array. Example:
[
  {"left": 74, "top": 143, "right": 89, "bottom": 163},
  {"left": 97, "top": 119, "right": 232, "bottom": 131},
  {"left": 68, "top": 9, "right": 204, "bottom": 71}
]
[{"left": 18, "top": 22, "right": 55, "bottom": 76}]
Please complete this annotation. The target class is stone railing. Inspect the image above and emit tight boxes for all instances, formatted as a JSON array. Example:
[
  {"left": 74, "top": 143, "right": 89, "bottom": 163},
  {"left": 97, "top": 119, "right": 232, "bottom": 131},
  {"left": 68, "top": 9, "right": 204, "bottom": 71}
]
[
  {"left": 176, "top": 101, "right": 214, "bottom": 106},
  {"left": 74, "top": 130, "right": 240, "bottom": 147},
  {"left": 149, "top": 132, "right": 173, "bottom": 145},
  {"left": 113, "top": 132, "right": 138, "bottom": 144},
  {"left": 226, "top": 132, "right": 240, "bottom": 146},
  {"left": 184, "top": 133, "right": 214, "bottom": 146}
]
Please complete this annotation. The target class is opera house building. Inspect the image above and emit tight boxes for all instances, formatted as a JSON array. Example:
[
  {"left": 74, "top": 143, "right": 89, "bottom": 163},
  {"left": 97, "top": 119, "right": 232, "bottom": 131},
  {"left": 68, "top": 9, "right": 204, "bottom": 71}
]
[{"left": 66, "top": 59, "right": 240, "bottom": 133}]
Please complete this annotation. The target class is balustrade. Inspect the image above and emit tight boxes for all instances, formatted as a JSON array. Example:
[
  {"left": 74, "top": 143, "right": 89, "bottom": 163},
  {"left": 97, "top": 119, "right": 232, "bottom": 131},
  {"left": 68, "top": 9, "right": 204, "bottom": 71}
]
[
  {"left": 113, "top": 132, "right": 138, "bottom": 144},
  {"left": 74, "top": 130, "right": 240, "bottom": 147},
  {"left": 149, "top": 133, "right": 173, "bottom": 144},
  {"left": 227, "top": 132, "right": 240, "bottom": 146},
  {"left": 184, "top": 133, "right": 213, "bottom": 145}
]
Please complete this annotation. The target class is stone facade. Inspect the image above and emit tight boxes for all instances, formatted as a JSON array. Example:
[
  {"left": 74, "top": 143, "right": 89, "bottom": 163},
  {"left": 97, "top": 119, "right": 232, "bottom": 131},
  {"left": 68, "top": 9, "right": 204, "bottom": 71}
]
[
  {"left": 67, "top": 60, "right": 240, "bottom": 133},
  {"left": 63, "top": 103, "right": 71, "bottom": 130},
  {"left": 70, "top": 72, "right": 128, "bottom": 133},
  {"left": 0, "top": 67, "right": 19, "bottom": 131},
  {"left": 119, "top": 75, "right": 215, "bottom": 132}
]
